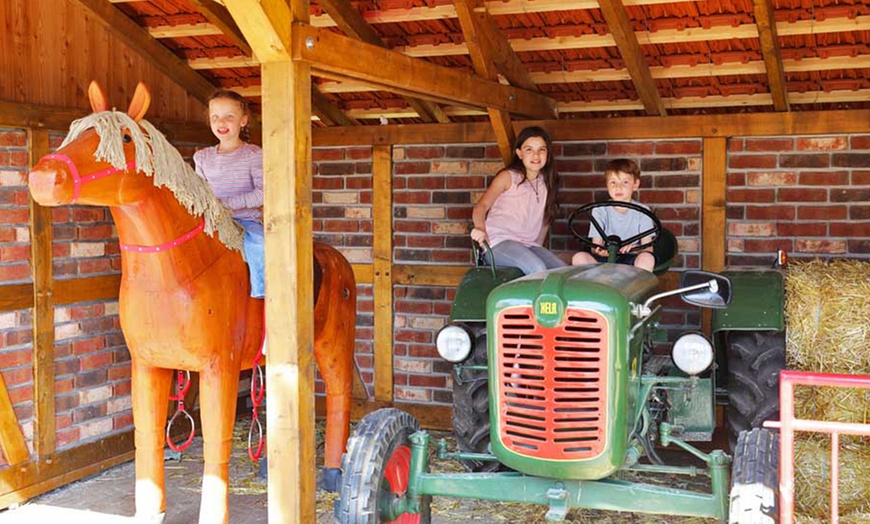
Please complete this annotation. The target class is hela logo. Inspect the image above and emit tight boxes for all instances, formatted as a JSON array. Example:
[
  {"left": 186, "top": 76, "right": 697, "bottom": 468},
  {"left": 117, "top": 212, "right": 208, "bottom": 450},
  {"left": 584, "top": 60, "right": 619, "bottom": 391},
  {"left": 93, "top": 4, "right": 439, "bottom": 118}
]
[
  {"left": 539, "top": 301, "right": 558, "bottom": 315},
  {"left": 534, "top": 295, "right": 563, "bottom": 327}
]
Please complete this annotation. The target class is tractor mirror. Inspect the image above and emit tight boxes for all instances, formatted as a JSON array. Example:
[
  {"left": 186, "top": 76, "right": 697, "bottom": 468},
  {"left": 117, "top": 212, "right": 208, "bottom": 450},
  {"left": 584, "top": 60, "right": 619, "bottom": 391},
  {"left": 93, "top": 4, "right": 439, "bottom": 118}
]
[{"left": 679, "top": 270, "right": 732, "bottom": 309}]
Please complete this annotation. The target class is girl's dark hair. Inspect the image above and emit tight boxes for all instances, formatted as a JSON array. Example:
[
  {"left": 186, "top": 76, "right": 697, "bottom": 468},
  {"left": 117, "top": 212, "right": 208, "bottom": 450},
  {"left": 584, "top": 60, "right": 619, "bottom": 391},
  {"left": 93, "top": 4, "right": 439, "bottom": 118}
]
[
  {"left": 506, "top": 126, "right": 560, "bottom": 224},
  {"left": 207, "top": 89, "right": 251, "bottom": 141}
]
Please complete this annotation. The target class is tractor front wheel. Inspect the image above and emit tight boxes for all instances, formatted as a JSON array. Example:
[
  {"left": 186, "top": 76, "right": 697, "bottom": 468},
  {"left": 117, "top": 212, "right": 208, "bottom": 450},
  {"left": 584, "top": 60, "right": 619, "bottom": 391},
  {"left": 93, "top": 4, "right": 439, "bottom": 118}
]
[
  {"left": 452, "top": 333, "right": 499, "bottom": 472},
  {"left": 337, "top": 408, "right": 431, "bottom": 524},
  {"left": 729, "top": 428, "right": 779, "bottom": 523},
  {"left": 725, "top": 330, "right": 786, "bottom": 451}
]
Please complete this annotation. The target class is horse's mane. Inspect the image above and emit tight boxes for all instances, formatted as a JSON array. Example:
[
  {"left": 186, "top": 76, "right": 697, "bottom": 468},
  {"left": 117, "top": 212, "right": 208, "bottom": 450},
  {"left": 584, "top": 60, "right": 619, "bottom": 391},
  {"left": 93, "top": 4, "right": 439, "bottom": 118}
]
[{"left": 61, "top": 111, "right": 245, "bottom": 253}]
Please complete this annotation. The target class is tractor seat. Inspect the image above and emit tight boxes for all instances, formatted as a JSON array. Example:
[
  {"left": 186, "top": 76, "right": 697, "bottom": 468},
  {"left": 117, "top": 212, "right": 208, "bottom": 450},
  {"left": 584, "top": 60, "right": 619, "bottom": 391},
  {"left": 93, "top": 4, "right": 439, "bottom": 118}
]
[{"left": 652, "top": 228, "right": 679, "bottom": 275}]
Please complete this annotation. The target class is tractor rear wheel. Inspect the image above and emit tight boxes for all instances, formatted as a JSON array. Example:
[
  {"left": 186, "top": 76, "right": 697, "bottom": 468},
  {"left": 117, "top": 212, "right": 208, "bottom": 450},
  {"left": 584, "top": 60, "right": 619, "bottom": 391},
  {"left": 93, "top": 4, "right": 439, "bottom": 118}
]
[
  {"left": 336, "top": 408, "right": 431, "bottom": 524},
  {"left": 725, "top": 331, "right": 786, "bottom": 451},
  {"left": 729, "top": 428, "right": 779, "bottom": 523},
  {"left": 452, "top": 332, "right": 500, "bottom": 472}
]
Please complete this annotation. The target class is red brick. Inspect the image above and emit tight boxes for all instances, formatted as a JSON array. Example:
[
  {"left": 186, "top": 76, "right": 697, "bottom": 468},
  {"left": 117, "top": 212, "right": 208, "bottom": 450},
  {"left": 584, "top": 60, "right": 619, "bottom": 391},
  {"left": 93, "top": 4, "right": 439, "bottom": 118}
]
[
  {"left": 832, "top": 188, "right": 870, "bottom": 202},
  {"left": 8, "top": 151, "right": 27, "bottom": 167},
  {"left": 608, "top": 141, "right": 654, "bottom": 156},
  {"left": 318, "top": 163, "right": 356, "bottom": 176},
  {"left": 0, "top": 349, "right": 32, "bottom": 369},
  {"left": 831, "top": 222, "right": 870, "bottom": 237},
  {"left": 777, "top": 188, "right": 827, "bottom": 202},
  {"left": 796, "top": 137, "right": 846, "bottom": 151},
  {"left": 777, "top": 222, "right": 827, "bottom": 237},
  {"left": 847, "top": 240, "right": 870, "bottom": 253},
  {"left": 312, "top": 149, "right": 345, "bottom": 161},
  {"left": 0, "top": 263, "right": 30, "bottom": 282},
  {"left": 780, "top": 154, "right": 830, "bottom": 169},
  {"left": 313, "top": 177, "right": 343, "bottom": 190},
  {"left": 114, "top": 413, "right": 134, "bottom": 430},
  {"left": 850, "top": 136, "right": 870, "bottom": 149},
  {"left": 394, "top": 221, "right": 431, "bottom": 233},
  {"left": 0, "top": 131, "right": 26, "bottom": 147},
  {"left": 406, "top": 146, "right": 445, "bottom": 159},
  {"left": 798, "top": 171, "right": 849, "bottom": 186},
  {"left": 850, "top": 206, "right": 870, "bottom": 220},
  {"left": 727, "top": 172, "right": 746, "bottom": 186},
  {"left": 393, "top": 193, "right": 431, "bottom": 204},
  {"left": 81, "top": 352, "right": 113, "bottom": 371},
  {"left": 395, "top": 301, "right": 433, "bottom": 314},
  {"left": 744, "top": 138, "right": 793, "bottom": 152},
  {"left": 798, "top": 205, "right": 847, "bottom": 220},
  {"left": 637, "top": 190, "right": 684, "bottom": 204},
  {"left": 852, "top": 171, "right": 870, "bottom": 185},
  {"left": 653, "top": 174, "right": 699, "bottom": 188},
  {"left": 747, "top": 172, "right": 796, "bottom": 186},
  {"left": 796, "top": 239, "right": 846, "bottom": 254},
  {"left": 656, "top": 141, "right": 701, "bottom": 155},
  {"left": 729, "top": 155, "right": 777, "bottom": 169},
  {"left": 0, "top": 209, "right": 29, "bottom": 224},
  {"left": 728, "top": 223, "right": 776, "bottom": 237},
  {"left": 728, "top": 138, "right": 745, "bottom": 152},
  {"left": 743, "top": 239, "right": 794, "bottom": 253},
  {"left": 727, "top": 188, "right": 776, "bottom": 203},
  {"left": 408, "top": 374, "right": 447, "bottom": 388},
  {"left": 405, "top": 235, "right": 443, "bottom": 248},
  {"left": 394, "top": 162, "right": 431, "bottom": 175},
  {"left": 347, "top": 147, "right": 372, "bottom": 160},
  {"left": 345, "top": 177, "right": 372, "bottom": 190},
  {"left": 559, "top": 159, "right": 595, "bottom": 173},
  {"left": 406, "top": 176, "right": 444, "bottom": 190},
  {"left": 833, "top": 153, "right": 870, "bottom": 168},
  {"left": 432, "top": 251, "right": 469, "bottom": 263},
  {"left": 0, "top": 245, "right": 29, "bottom": 262},
  {"left": 72, "top": 208, "right": 105, "bottom": 223},
  {"left": 394, "top": 330, "right": 431, "bottom": 343},
  {"left": 8, "top": 385, "right": 33, "bottom": 405},
  {"left": 73, "top": 337, "right": 105, "bottom": 355},
  {"left": 745, "top": 205, "right": 795, "bottom": 220},
  {"left": 323, "top": 221, "right": 359, "bottom": 233}
]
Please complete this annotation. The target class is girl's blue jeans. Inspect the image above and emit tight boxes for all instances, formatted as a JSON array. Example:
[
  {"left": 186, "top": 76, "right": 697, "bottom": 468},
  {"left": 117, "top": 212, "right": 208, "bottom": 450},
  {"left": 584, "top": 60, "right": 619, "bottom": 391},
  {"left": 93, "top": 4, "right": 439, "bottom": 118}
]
[
  {"left": 488, "top": 240, "right": 566, "bottom": 276},
  {"left": 238, "top": 219, "right": 265, "bottom": 299}
]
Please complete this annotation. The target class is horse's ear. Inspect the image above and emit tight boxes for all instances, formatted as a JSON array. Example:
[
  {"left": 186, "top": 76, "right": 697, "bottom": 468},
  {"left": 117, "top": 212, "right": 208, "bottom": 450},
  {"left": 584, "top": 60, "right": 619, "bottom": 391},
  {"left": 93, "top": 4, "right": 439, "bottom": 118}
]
[
  {"left": 127, "top": 82, "right": 151, "bottom": 122},
  {"left": 88, "top": 81, "right": 109, "bottom": 113}
]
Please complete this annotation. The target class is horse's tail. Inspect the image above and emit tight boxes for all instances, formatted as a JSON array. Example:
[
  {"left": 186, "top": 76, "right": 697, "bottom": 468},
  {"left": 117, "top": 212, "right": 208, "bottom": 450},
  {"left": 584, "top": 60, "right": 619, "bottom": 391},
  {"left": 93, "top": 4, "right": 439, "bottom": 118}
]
[{"left": 312, "top": 242, "right": 356, "bottom": 471}]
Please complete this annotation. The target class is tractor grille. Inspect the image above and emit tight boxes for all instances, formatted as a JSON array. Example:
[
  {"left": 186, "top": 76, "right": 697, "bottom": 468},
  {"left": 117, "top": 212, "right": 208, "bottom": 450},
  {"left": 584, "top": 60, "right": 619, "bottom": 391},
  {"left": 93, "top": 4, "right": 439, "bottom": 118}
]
[{"left": 495, "top": 306, "right": 608, "bottom": 460}]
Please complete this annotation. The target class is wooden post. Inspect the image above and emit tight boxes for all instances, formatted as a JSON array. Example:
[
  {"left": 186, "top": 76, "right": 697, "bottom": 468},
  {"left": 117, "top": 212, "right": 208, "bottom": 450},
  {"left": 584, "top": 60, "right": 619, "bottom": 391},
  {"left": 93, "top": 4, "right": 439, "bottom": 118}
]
[
  {"left": 372, "top": 145, "right": 394, "bottom": 401},
  {"left": 702, "top": 137, "right": 728, "bottom": 334},
  {"left": 28, "top": 128, "right": 55, "bottom": 460}
]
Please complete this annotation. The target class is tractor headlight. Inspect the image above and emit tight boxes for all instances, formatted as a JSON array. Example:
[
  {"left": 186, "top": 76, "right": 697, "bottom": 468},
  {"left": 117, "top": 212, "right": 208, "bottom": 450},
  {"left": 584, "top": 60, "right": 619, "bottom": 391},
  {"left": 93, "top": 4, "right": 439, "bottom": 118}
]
[
  {"left": 671, "top": 332, "right": 713, "bottom": 376},
  {"left": 436, "top": 324, "right": 473, "bottom": 363}
]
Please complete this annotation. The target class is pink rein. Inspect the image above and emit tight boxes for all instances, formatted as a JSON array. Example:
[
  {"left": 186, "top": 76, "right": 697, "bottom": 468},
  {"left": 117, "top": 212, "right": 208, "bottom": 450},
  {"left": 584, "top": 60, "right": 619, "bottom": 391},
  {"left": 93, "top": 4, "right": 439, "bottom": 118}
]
[{"left": 43, "top": 153, "right": 205, "bottom": 253}]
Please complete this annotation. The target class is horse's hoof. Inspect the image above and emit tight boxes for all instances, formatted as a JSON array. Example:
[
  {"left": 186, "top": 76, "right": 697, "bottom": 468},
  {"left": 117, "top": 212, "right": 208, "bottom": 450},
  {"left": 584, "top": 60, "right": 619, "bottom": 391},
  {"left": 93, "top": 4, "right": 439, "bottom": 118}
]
[
  {"left": 257, "top": 457, "right": 268, "bottom": 480},
  {"left": 320, "top": 467, "right": 342, "bottom": 492}
]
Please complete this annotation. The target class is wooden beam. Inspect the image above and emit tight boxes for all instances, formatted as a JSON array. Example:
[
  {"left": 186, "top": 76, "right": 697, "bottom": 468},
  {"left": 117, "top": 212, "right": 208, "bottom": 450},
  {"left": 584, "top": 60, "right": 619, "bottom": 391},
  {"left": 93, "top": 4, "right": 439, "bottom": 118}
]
[
  {"left": 28, "top": 129, "right": 55, "bottom": 459},
  {"left": 185, "top": 0, "right": 253, "bottom": 56},
  {"left": 0, "top": 367, "right": 28, "bottom": 466},
  {"left": 71, "top": 0, "right": 216, "bottom": 104},
  {"left": 312, "top": 108, "right": 870, "bottom": 146},
  {"left": 54, "top": 275, "right": 121, "bottom": 305},
  {"left": 316, "top": 0, "right": 448, "bottom": 123},
  {"left": 597, "top": 0, "right": 665, "bottom": 116},
  {"left": 292, "top": 23, "right": 556, "bottom": 119},
  {"left": 310, "top": 0, "right": 704, "bottom": 27},
  {"left": 223, "top": 0, "right": 293, "bottom": 62},
  {"left": 0, "top": 284, "right": 33, "bottom": 312},
  {"left": 372, "top": 145, "right": 394, "bottom": 402},
  {"left": 702, "top": 137, "right": 727, "bottom": 274},
  {"left": 453, "top": 0, "right": 517, "bottom": 163},
  {"left": 752, "top": 0, "right": 790, "bottom": 111},
  {"left": 392, "top": 15, "right": 870, "bottom": 57},
  {"left": 188, "top": 55, "right": 260, "bottom": 70},
  {"left": 147, "top": 23, "right": 223, "bottom": 38},
  {"left": 311, "top": 86, "right": 359, "bottom": 126},
  {"left": 316, "top": 397, "right": 453, "bottom": 431}
]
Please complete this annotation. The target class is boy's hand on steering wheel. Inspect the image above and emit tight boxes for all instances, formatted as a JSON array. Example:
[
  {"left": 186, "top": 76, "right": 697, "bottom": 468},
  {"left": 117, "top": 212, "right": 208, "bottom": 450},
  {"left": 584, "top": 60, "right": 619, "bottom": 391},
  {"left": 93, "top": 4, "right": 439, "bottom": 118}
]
[{"left": 591, "top": 246, "right": 607, "bottom": 257}]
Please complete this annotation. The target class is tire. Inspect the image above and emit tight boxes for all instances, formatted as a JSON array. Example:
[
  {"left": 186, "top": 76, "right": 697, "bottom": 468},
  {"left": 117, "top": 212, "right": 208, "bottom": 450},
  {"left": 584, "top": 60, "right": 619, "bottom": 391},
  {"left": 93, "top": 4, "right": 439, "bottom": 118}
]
[
  {"left": 337, "top": 408, "right": 431, "bottom": 524},
  {"left": 451, "top": 333, "right": 500, "bottom": 472},
  {"left": 725, "top": 331, "right": 786, "bottom": 451},
  {"left": 729, "top": 428, "right": 779, "bottom": 524}
]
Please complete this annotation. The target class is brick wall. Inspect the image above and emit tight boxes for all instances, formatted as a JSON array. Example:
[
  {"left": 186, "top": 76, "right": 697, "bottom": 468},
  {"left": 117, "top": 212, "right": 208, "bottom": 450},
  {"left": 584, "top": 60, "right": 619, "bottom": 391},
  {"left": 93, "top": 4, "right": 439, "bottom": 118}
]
[
  {"left": 727, "top": 134, "right": 870, "bottom": 265},
  {"left": 0, "top": 129, "right": 32, "bottom": 284}
]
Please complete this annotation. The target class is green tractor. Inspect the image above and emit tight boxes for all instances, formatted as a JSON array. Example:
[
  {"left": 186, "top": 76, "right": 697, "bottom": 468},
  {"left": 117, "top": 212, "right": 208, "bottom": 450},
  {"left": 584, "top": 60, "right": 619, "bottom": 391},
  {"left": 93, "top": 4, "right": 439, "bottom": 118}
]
[{"left": 336, "top": 202, "right": 783, "bottom": 523}]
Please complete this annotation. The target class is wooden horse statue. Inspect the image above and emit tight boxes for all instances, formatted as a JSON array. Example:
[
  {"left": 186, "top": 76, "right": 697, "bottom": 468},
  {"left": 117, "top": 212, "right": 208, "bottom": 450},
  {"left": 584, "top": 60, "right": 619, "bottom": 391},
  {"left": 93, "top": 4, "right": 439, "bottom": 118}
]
[{"left": 28, "top": 81, "right": 356, "bottom": 523}]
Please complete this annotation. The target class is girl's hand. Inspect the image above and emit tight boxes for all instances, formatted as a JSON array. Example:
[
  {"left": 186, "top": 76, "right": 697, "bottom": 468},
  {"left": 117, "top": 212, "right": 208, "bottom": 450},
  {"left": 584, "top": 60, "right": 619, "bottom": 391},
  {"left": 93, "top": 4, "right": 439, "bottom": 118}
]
[{"left": 470, "top": 228, "right": 488, "bottom": 246}]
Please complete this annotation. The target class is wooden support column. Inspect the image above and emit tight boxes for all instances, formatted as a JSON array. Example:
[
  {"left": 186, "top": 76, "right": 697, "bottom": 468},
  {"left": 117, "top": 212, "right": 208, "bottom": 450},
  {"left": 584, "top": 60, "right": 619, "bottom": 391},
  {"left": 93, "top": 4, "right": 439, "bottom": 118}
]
[
  {"left": 28, "top": 129, "right": 55, "bottom": 460},
  {"left": 224, "top": 0, "right": 314, "bottom": 521},
  {"left": 372, "top": 145, "right": 394, "bottom": 401},
  {"left": 702, "top": 137, "right": 727, "bottom": 334}
]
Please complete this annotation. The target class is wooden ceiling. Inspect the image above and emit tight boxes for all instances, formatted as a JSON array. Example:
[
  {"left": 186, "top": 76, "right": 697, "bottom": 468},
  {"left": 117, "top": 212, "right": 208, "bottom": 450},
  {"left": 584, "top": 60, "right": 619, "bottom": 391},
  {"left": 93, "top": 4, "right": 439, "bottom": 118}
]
[{"left": 99, "top": 0, "right": 870, "bottom": 126}]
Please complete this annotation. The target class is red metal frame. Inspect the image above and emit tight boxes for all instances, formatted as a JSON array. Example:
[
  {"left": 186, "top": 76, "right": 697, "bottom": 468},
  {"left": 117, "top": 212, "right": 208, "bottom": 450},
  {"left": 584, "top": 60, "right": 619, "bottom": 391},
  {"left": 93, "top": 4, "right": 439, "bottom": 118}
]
[{"left": 765, "top": 370, "right": 870, "bottom": 524}]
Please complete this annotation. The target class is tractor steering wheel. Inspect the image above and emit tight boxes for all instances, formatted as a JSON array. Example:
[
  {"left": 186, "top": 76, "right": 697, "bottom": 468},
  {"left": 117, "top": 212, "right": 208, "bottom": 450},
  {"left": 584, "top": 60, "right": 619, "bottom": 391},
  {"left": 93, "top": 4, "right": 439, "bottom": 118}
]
[{"left": 567, "top": 201, "right": 662, "bottom": 261}]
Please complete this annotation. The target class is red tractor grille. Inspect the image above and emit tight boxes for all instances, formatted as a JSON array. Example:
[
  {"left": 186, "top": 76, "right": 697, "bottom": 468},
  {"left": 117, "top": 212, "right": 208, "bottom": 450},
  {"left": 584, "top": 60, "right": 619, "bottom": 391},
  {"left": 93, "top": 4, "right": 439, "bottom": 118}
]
[{"left": 495, "top": 306, "right": 608, "bottom": 460}]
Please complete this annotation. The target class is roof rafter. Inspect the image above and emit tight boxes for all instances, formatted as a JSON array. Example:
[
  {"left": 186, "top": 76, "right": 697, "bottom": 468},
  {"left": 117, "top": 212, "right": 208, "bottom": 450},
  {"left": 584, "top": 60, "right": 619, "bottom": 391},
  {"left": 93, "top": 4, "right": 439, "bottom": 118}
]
[
  {"left": 580, "top": 0, "right": 663, "bottom": 116},
  {"left": 292, "top": 23, "right": 557, "bottom": 120},
  {"left": 317, "top": 0, "right": 449, "bottom": 123},
  {"left": 72, "top": 0, "right": 216, "bottom": 104},
  {"left": 752, "top": 0, "right": 790, "bottom": 111}
]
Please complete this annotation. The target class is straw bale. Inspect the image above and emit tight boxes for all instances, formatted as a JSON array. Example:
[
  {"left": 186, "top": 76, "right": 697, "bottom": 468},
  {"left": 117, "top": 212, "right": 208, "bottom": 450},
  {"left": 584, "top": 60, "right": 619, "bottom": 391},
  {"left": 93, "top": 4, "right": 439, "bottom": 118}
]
[{"left": 793, "top": 435, "right": 870, "bottom": 518}]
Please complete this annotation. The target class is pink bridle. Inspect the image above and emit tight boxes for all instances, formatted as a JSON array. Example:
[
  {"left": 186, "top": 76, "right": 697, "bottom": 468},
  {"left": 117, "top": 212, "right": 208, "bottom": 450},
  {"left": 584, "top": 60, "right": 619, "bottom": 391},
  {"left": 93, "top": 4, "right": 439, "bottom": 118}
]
[{"left": 43, "top": 152, "right": 205, "bottom": 253}]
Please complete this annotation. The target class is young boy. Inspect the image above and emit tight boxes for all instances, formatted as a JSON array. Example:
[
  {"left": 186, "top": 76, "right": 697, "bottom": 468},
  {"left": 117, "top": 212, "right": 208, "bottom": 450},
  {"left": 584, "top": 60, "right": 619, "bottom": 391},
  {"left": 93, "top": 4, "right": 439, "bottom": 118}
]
[{"left": 572, "top": 158, "right": 656, "bottom": 272}]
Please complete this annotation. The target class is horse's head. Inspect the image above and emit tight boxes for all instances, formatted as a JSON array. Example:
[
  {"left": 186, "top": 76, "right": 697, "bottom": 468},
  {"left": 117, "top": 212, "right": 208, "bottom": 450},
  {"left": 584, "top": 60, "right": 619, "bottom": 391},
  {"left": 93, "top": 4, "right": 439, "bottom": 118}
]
[{"left": 29, "top": 81, "right": 156, "bottom": 207}]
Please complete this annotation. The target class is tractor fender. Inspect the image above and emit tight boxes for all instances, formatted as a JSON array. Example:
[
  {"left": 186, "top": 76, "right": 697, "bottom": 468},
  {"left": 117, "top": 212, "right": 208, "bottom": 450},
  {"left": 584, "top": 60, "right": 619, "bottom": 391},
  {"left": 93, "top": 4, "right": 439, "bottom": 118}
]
[
  {"left": 712, "top": 269, "right": 784, "bottom": 332},
  {"left": 448, "top": 266, "right": 524, "bottom": 322}
]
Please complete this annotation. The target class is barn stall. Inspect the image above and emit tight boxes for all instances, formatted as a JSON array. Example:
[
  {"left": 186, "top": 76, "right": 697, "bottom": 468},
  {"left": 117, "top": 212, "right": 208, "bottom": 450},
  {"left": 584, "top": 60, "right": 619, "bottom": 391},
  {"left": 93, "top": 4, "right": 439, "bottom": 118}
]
[{"left": 1, "top": 0, "right": 870, "bottom": 521}]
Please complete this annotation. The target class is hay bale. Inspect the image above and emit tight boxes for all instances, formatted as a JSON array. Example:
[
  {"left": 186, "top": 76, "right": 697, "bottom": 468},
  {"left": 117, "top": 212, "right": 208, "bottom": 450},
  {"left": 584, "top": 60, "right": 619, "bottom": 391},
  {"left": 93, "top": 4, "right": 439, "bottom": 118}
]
[{"left": 794, "top": 436, "right": 870, "bottom": 518}]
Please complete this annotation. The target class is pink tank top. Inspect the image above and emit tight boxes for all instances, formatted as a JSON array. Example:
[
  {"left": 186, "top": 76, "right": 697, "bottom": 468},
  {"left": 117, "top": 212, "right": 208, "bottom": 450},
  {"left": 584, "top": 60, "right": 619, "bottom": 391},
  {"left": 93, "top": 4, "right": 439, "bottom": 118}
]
[{"left": 485, "top": 170, "right": 547, "bottom": 248}]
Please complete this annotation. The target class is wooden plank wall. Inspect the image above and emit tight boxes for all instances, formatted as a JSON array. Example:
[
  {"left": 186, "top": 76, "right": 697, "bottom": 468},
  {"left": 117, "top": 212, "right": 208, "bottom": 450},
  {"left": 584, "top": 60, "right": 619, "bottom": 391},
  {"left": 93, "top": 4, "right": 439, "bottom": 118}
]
[{"left": 0, "top": 0, "right": 204, "bottom": 122}]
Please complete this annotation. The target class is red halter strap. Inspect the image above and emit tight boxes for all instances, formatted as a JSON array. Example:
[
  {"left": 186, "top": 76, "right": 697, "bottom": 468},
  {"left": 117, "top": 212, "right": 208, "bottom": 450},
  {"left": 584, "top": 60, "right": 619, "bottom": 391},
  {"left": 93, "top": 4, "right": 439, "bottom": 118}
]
[
  {"left": 119, "top": 220, "right": 206, "bottom": 253},
  {"left": 43, "top": 153, "right": 136, "bottom": 204}
]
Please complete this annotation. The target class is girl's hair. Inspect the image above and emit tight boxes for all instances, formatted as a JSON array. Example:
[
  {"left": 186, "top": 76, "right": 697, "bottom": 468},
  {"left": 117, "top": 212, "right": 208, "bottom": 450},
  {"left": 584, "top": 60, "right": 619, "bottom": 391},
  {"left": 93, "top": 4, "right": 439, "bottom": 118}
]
[
  {"left": 506, "top": 126, "right": 560, "bottom": 223},
  {"left": 207, "top": 90, "right": 251, "bottom": 141}
]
